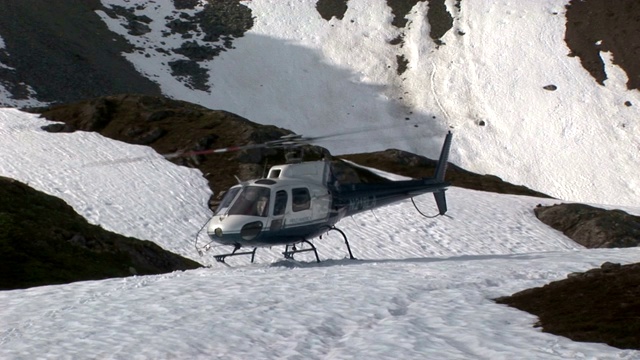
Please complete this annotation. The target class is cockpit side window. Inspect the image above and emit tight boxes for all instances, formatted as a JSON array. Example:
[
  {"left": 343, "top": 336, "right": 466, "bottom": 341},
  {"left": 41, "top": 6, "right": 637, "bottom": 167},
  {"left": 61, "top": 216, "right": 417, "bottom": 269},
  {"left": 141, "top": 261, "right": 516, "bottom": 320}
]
[
  {"left": 292, "top": 188, "right": 311, "bottom": 212},
  {"left": 228, "top": 186, "right": 271, "bottom": 217},
  {"left": 273, "top": 190, "right": 288, "bottom": 216}
]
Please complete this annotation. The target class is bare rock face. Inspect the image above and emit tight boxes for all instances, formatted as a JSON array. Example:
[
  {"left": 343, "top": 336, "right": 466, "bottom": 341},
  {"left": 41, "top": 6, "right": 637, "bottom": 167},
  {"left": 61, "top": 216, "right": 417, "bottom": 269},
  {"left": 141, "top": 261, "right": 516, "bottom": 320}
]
[
  {"left": 0, "top": 177, "right": 202, "bottom": 290},
  {"left": 534, "top": 203, "right": 640, "bottom": 248},
  {"left": 0, "top": 1, "right": 162, "bottom": 105},
  {"left": 565, "top": 0, "right": 640, "bottom": 90},
  {"left": 495, "top": 261, "right": 640, "bottom": 350}
]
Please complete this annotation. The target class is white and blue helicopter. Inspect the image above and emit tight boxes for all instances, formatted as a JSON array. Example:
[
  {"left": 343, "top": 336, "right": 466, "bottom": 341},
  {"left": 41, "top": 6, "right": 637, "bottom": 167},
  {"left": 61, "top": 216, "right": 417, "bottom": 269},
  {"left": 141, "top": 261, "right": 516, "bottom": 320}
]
[{"left": 179, "top": 131, "right": 453, "bottom": 264}]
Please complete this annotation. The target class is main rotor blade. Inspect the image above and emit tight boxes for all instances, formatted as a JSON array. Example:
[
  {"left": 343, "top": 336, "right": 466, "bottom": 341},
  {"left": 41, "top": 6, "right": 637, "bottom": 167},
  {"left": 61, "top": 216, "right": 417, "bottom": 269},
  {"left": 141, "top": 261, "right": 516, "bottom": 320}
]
[
  {"left": 163, "top": 124, "right": 418, "bottom": 160},
  {"left": 161, "top": 134, "right": 309, "bottom": 159},
  {"left": 86, "top": 124, "right": 413, "bottom": 166}
]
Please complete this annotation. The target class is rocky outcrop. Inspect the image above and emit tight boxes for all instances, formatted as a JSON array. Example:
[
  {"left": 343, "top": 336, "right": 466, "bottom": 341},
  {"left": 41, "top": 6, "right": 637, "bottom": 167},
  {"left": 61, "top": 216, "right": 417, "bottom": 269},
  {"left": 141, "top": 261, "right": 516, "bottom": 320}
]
[
  {"left": 0, "top": 177, "right": 202, "bottom": 290},
  {"left": 495, "top": 261, "right": 640, "bottom": 350},
  {"left": 534, "top": 203, "right": 640, "bottom": 248}
]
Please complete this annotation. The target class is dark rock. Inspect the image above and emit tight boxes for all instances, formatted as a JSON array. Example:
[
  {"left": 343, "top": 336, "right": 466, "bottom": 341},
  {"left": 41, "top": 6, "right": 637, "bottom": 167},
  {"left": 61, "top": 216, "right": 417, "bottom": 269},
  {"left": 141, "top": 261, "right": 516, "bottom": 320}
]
[
  {"left": 495, "top": 261, "right": 640, "bottom": 350},
  {"left": 316, "top": 0, "right": 348, "bottom": 20},
  {"left": 543, "top": 84, "right": 558, "bottom": 91},
  {"left": 197, "top": 0, "right": 253, "bottom": 42},
  {"left": 146, "top": 110, "right": 176, "bottom": 122},
  {"left": 126, "top": 20, "right": 151, "bottom": 36},
  {"left": 196, "top": 134, "right": 219, "bottom": 149},
  {"left": 427, "top": 0, "right": 453, "bottom": 44},
  {"left": 173, "top": 41, "right": 222, "bottom": 61},
  {"left": 601, "top": 261, "right": 621, "bottom": 272},
  {"left": 0, "top": 1, "right": 162, "bottom": 105},
  {"left": 534, "top": 203, "right": 640, "bottom": 248},
  {"left": 173, "top": 0, "right": 199, "bottom": 10},
  {"left": 0, "top": 177, "right": 201, "bottom": 290},
  {"left": 565, "top": 0, "right": 640, "bottom": 90},
  {"left": 41, "top": 123, "right": 76, "bottom": 133},
  {"left": 40, "top": 98, "right": 115, "bottom": 132},
  {"left": 386, "top": 0, "right": 421, "bottom": 28},
  {"left": 124, "top": 125, "right": 145, "bottom": 138},
  {"left": 68, "top": 234, "right": 87, "bottom": 247},
  {"left": 396, "top": 54, "right": 409, "bottom": 75},
  {"left": 134, "top": 14, "right": 153, "bottom": 24},
  {"left": 166, "top": 18, "right": 198, "bottom": 35},
  {"left": 168, "top": 59, "right": 210, "bottom": 91},
  {"left": 133, "top": 127, "right": 166, "bottom": 145}
]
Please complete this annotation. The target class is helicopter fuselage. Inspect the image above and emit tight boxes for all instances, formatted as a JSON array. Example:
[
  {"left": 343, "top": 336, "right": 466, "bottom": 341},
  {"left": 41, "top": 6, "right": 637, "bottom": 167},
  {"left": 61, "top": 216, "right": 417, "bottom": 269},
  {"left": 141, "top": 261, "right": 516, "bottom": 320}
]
[
  {"left": 204, "top": 131, "right": 452, "bottom": 262},
  {"left": 206, "top": 163, "right": 449, "bottom": 248}
]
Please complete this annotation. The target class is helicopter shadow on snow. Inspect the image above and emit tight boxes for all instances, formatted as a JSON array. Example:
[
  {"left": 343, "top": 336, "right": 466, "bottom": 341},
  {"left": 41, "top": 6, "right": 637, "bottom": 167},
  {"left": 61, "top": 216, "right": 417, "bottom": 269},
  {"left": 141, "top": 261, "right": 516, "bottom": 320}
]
[{"left": 268, "top": 252, "right": 547, "bottom": 269}]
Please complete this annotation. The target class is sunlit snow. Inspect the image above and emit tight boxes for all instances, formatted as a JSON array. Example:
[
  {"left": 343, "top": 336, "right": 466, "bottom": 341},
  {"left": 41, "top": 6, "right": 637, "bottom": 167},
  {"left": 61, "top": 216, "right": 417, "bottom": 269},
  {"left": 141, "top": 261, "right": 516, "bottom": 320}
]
[
  {"left": 1, "top": 0, "right": 640, "bottom": 358},
  {"left": 2, "top": 108, "right": 640, "bottom": 359}
]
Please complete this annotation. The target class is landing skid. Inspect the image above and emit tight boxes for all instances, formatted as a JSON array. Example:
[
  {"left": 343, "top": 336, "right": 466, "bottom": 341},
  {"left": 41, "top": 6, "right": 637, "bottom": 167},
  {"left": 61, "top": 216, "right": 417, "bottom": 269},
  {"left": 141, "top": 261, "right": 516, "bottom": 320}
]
[
  {"left": 212, "top": 226, "right": 355, "bottom": 264},
  {"left": 214, "top": 245, "right": 257, "bottom": 263},
  {"left": 283, "top": 226, "right": 355, "bottom": 263},
  {"left": 283, "top": 240, "right": 320, "bottom": 263},
  {"left": 320, "top": 226, "right": 355, "bottom": 260}
]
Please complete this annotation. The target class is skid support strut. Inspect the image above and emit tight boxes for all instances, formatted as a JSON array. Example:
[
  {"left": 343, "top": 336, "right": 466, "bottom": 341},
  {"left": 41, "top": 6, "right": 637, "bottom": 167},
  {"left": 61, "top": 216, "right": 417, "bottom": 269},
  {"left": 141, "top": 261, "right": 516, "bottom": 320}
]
[
  {"left": 327, "top": 226, "right": 355, "bottom": 260},
  {"left": 214, "top": 245, "right": 257, "bottom": 263},
  {"left": 319, "top": 226, "right": 355, "bottom": 260},
  {"left": 283, "top": 240, "right": 320, "bottom": 263}
]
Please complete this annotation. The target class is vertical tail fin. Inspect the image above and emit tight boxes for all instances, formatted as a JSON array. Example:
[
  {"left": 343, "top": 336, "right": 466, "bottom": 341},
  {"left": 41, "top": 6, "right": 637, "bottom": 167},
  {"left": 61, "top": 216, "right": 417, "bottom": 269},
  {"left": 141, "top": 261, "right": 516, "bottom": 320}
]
[
  {"left": 434, "top": 131, "right": 452, "bottom": 182},
  {"left": 433, "top": 190, "right": 447, "bottom": 215},
  {"left": 433, "top": 132, "right": 452, "bottom": 215}
]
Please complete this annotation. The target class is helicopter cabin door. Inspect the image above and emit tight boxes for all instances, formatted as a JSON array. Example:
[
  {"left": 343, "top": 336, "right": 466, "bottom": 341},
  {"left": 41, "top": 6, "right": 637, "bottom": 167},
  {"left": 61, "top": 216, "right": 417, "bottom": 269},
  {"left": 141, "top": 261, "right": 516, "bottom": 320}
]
[
  {"left": 288, "top": 187, "right": 313, "bottom": 228},
  {"left": 269, "top": 189, "right": 288, "bottom": 231},
  {"left": 269, "top": 187, "right": 313, "bottom": 231},
  {"left": 269, "top": 185, "right": 331, "bottom": 231}
]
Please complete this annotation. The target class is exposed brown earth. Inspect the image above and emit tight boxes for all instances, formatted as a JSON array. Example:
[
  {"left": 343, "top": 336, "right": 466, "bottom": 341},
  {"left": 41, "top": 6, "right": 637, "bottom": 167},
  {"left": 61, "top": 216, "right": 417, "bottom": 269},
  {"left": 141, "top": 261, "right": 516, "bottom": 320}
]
[{"left": 535, "top": 203, "right": 640, "bottom": 248}]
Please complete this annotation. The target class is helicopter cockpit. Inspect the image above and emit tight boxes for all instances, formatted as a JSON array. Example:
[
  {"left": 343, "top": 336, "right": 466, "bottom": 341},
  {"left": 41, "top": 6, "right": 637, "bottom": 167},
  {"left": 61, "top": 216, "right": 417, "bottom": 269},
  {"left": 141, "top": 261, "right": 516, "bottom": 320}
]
[{"left": 215, "top": 185, "right": 271, "bottom": 217}]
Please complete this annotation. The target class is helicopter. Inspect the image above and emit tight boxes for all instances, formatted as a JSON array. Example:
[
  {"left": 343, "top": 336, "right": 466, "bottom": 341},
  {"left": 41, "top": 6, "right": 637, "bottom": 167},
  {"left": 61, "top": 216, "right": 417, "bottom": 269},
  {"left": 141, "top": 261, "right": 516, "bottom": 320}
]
[{"left": 180, "top": 131, "right": 453, "bottom": 264}]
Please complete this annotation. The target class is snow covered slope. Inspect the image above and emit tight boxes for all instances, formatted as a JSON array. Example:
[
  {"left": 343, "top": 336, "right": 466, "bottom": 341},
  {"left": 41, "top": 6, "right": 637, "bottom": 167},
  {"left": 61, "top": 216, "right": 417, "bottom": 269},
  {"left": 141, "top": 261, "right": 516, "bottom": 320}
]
[
  {"left": 1, "top": 1, "right": 638, "bottom": 205},
  {"left": 2, "top": 107, "right": 640, "bottom": 358},
  {"left": 89, "top": 0, "right": 640, "bottom": 206}
]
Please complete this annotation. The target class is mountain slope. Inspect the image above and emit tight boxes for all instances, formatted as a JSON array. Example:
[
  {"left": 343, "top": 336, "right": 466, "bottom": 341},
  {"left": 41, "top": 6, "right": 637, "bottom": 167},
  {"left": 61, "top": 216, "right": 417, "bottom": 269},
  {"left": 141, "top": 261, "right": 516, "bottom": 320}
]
[
  {"left": 3, "top": 105, "right": 640, "bottom": 355},
  {"left": 1, "top": 0, "right": 639, "bottom": 207},
  {"left": 0, "top": 176, "right": 201, "bottom": 290},
  {"left": 0, "top": 0, "right": 161, "bottom": 105}
]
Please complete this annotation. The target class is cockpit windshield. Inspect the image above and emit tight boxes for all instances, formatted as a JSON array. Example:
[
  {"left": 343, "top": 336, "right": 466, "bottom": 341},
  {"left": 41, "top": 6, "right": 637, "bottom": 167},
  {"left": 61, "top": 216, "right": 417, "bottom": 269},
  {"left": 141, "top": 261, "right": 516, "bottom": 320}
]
[
  {"left": 214, "top": 186, "right": 241, "bottom": 216},
  {"left": 218, "top": 186, "right": 271, "bottom": 217}
]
